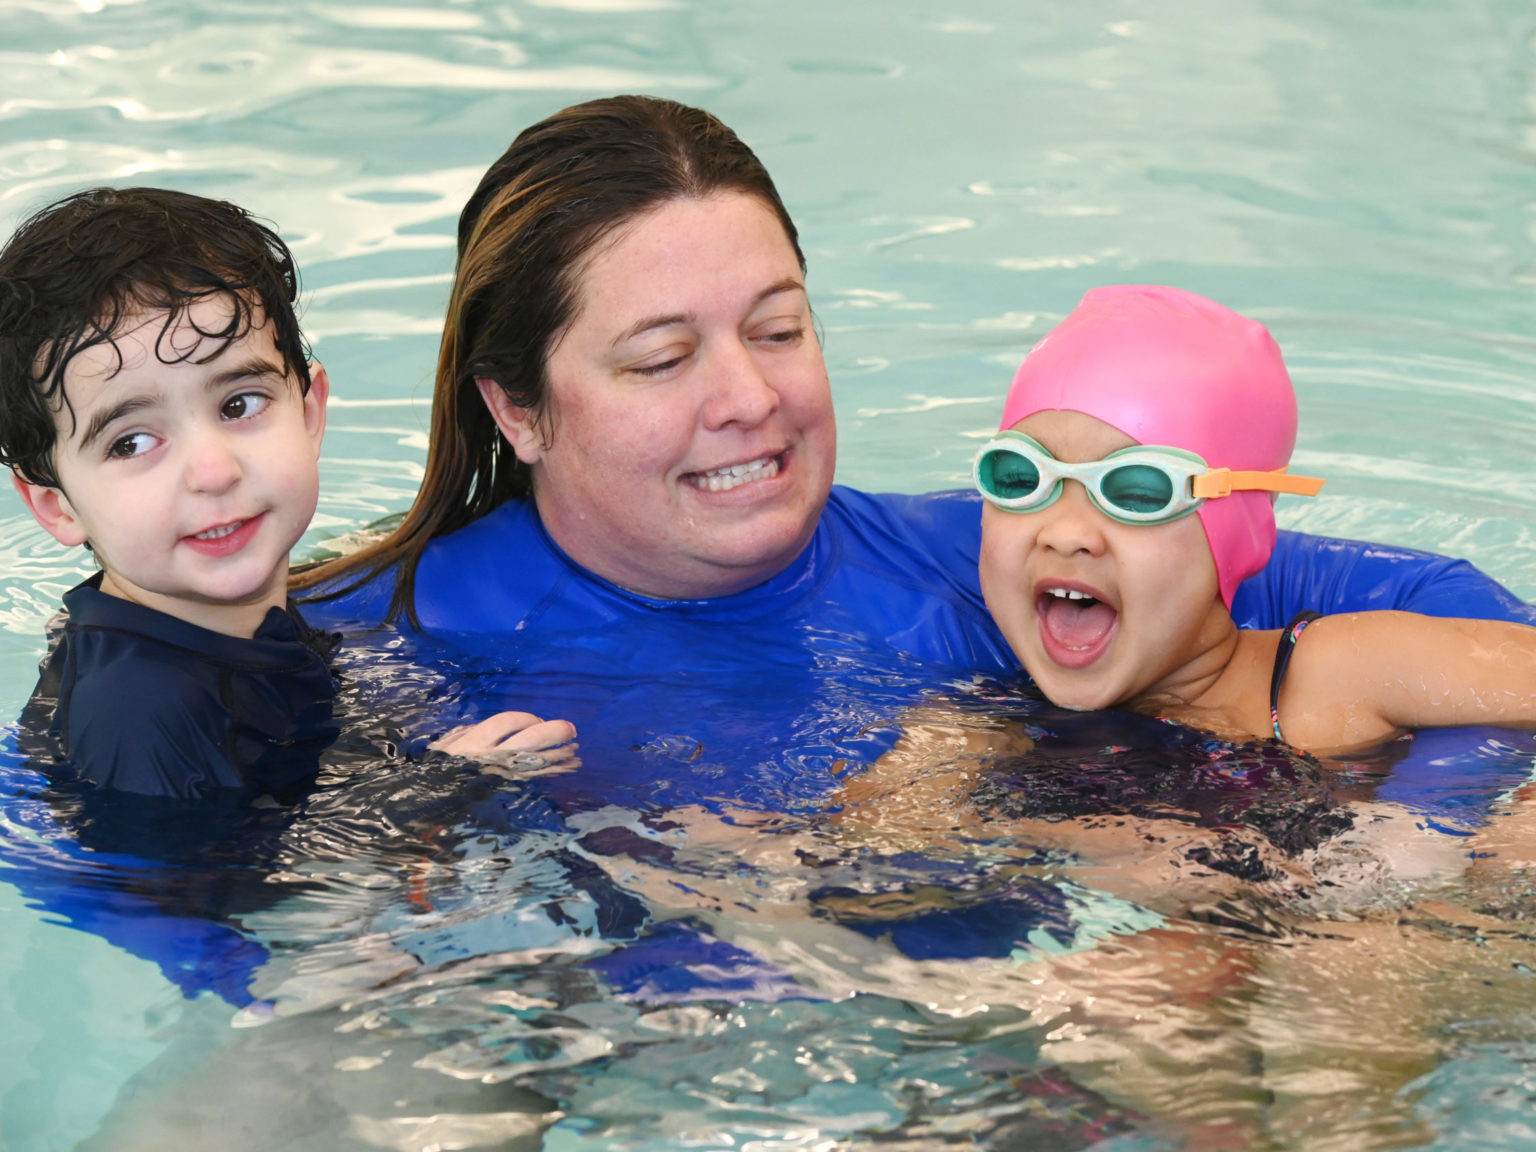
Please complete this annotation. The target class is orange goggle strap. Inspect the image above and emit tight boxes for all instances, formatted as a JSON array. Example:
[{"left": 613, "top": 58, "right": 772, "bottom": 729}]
[{"left": 1190, "top": 468, "right": 1325, "bottom": 500}]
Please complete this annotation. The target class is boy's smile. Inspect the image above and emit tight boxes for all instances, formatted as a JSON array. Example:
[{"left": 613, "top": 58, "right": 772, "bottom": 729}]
[
  {"left": 980, "top": 409, "right": 1232, "bottom": 712},
  {"left": 15, "top": 296, "right": 327, "bottom": 637}
]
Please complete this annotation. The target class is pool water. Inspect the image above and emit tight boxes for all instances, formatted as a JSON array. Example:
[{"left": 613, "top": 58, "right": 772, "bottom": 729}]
[{"left": 4, "top": 1, "right": 1536, "bottom": 1149}]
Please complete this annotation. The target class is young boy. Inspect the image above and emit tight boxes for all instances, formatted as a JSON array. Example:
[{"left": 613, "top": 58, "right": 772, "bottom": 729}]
[
  {"left": 0, "top": 187, "right": 339, "bottom": 801},
  {"left": 0, "top": 187, "right": 571, "bottom": 801}
]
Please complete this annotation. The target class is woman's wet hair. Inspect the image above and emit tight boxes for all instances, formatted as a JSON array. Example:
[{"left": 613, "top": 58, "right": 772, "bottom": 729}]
[
  {"left": 297, "top": 94, "right": 804, "bottom": 624},
  {"left": 0, "top": 186, "right": 311, "bottom": 488}
]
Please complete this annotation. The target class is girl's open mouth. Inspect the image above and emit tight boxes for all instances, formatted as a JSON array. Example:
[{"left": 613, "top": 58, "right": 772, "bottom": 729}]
[{"left": 1036, "top": 584, "right": 1118, "bottom": 669}]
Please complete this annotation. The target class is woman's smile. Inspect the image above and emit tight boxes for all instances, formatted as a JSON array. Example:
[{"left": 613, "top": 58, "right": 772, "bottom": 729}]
[{"left": 683, "top": 451, "right": 784, "bottom": 494}]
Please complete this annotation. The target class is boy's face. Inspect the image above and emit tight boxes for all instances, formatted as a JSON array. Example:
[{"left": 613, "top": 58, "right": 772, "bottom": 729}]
[
  {"left": 979, "top": 409, "right": 1228, "bottom": 712},
  {"left": 15, "top": 295, "right": 327, "bottom": 637}
]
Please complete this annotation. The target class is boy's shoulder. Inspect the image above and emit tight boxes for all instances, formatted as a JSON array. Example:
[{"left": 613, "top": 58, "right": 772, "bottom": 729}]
[
  {"left": 29, "top": 576, "right": 340, "bottom": 800},
  {"left": 53, "top": 573, "right": 337, "bottom": 667}
]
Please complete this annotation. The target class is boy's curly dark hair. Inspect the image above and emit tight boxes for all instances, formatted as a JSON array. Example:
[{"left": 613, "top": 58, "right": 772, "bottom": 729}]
[{"left": 0, "top": 186, "right": 311, "bottom": 488}]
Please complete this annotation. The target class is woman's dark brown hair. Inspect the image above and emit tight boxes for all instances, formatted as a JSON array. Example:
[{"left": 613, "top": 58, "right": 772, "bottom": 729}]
[{"left": 295, "top": 94, "right": 804, "bottom": 624}]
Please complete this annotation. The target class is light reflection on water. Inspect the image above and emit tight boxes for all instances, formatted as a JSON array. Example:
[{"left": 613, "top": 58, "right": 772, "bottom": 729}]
[{"left": 4, "top": 0, "right": 1536, "bottom": 1149}]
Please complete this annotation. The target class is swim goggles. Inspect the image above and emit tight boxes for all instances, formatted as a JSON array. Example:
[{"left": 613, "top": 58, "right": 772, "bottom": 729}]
[{"left": 973, "top": 431, "right": 1325, "bottom": 525}]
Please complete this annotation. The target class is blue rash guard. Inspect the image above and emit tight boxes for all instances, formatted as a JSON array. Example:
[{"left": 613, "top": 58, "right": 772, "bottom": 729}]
[
  {"left": 310, "top": 486, "right": 1536, "bottom": 816},
  {"left": 317, "top": 488, "right": 1011, "bottom": 669},
  {"left": 318, "top": 486, "right": 1536, "bottom": 643}
]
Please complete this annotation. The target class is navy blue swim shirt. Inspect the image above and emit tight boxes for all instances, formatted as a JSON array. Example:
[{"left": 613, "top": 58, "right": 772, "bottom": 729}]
[{"left": 22, "top": 572, "right": 340, "bottom": 801}]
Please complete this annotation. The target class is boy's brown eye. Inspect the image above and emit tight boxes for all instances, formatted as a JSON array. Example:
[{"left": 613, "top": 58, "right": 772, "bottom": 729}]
[
  {"left": 220, "top": 391, "right": 270, "bottom": 420},
  {"left": 108, "top": 432, "right": 156, "bottom": 458}
]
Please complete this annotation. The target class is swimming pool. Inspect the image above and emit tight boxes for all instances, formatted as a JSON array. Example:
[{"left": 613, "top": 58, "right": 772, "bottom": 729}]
[{"left": 4, "top": 1, "right": 1536, "bottom": 1148}]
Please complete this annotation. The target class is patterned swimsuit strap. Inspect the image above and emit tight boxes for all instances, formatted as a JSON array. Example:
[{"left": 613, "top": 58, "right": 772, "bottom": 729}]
[{"left": 1269, "top": 609, "right": 1323, "bottom": 743}]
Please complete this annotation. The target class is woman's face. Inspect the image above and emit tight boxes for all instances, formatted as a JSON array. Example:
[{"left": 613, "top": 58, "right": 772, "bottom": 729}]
[{"left": 484, "top": 192, "right": 836, "bottom": 599}]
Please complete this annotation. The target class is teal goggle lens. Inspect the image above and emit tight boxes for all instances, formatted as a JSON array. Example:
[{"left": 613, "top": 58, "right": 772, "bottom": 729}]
[{"left": 973, "top": 432, "right": 1205, "bottom": 525}]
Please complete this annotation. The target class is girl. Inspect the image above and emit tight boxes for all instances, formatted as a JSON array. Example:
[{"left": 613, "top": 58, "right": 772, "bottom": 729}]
[{"left": 977, "top": 284, "right": 1536, "bottom": 751}]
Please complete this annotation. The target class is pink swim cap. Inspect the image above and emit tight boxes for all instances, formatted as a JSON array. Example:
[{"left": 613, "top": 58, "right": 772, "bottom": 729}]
[{"left": 999, "top": 285, "right": 1298, "bottom": 609}]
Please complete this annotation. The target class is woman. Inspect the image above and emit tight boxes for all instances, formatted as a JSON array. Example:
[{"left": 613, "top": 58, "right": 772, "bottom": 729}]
[{"left": 300, "top": 95, "right": 1533, "bottom": 810}]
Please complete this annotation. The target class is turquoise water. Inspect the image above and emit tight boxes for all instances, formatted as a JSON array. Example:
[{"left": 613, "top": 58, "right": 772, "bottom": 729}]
[{"left": 4, "top": 1, "right": 1536, "bottom": 1148}]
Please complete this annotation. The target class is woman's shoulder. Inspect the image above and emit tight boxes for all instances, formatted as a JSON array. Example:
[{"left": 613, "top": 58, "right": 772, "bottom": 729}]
[
  {"left": 411, "top": 499, "right": 579, "bottom": 630},
  {"left": 822, "top": 486, "right": 983, "bottom": 570},
  {"left": 1237, "top": 531, "right": 1536, "bottom": 628},
  {"left": 303, "top": 500, "right": 552, "bottom": 633}
]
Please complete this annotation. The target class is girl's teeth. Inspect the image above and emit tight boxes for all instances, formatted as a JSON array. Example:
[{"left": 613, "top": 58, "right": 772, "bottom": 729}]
[
  {"left": 195, "top": 521, "right": 243, "bottom": 541},
  {"left": 1047, "top": 587, "right": 1096, "bottom": 602},
  {"left": 690, "top": 457, "right": 779, "bottom": 493}
]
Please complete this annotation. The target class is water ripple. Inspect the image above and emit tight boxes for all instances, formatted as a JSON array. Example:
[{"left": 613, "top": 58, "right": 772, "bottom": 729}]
[{"left": 1, "top": 23, "right": 714, "bottom": 126}]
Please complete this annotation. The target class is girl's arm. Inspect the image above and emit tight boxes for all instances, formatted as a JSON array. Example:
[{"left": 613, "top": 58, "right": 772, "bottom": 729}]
[{"left": 1279, "top": 612, "right": 1536, "bottom": 750}]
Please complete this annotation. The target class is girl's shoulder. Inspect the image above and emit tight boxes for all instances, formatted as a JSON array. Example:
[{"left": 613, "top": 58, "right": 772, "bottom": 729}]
[{"left": 1269, "top": 611, "right": 1536, "bottom": 752}]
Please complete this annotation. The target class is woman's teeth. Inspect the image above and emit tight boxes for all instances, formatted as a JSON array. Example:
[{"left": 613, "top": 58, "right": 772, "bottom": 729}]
[
  {"left": 689, "top": 456, "right": 779, "bottom": 493},
  {"left": 194, "top": 520, "right": 244, "bottom": 541}
]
